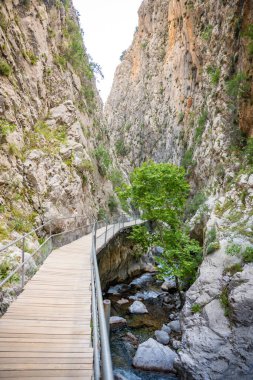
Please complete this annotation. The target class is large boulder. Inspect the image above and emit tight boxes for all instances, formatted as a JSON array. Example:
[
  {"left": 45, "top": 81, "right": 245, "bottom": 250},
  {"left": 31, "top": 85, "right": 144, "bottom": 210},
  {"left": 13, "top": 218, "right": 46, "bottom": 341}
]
[{"left": 133, "top": 338, "right": 178, "bottom": 372}]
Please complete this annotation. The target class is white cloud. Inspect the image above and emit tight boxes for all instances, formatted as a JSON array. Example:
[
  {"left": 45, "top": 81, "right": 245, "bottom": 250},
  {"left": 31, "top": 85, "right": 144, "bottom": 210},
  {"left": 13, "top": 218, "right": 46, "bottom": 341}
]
[{"left": 72, "top": 0, "right": 142, "bottom": 103}]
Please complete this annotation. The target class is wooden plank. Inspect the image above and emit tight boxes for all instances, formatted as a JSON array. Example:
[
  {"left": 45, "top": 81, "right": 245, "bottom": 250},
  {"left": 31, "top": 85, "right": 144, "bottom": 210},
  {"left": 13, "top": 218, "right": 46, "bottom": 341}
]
[
  {"left": 0, "top": 369, "right": 92, "bottom": 377},
  {"left": 0, "top": 358, "right": 93, "bottom": 364}
]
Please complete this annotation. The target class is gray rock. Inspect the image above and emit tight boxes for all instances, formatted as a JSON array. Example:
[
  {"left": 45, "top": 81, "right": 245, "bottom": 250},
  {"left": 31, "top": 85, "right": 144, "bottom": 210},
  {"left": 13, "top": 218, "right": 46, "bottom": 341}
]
[
  {"left": 161, "top": 324, "right": 171, "bottom": 334},
  {"left": 123, "top": 332, "right": 139, "bottom": 346},
  {"left": 117, "top": 298, "right": 129, "bottom": 305},
  {"left": 133, "top": 338, "right": 177, "bottom": 371},
  {"left": 167, "top": 320, "right": 181, "bottom": 333},
  {"left": 114, "top": 370, "right": 141, "bottom": 380},
  {"left": 172, "top": 339, "right": 181, "bottom": 350},
  {"left": 109, "top": 316, "right": 127, "bottom": 328},
  {"left": 155, "top": 330, "right": 170, "bottom": 345},
  {"left": 129, "top": 301, "right": 148, "bottom": 314}
]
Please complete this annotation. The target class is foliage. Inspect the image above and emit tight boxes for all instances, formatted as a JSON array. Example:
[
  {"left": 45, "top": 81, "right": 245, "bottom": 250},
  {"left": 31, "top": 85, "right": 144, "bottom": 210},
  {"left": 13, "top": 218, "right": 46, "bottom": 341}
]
[
  {"left": 195, "top": 109, "right": 208, "bottom": 141},
  {"left": 205, "top": 226, "right": 220, "bottom": 255},
  {"left": 185, "top": 191, "right": 207, "bottom": 218},
  {"left": 115, "top": 138, "right": 129, "bottom": 156},
  {"left": 8, "top": 143, "right": 22, "bottom": 158},
  {"left": 117, "top": 161, "right": 201, "bottom": 296},
  {"left": 23, "top": 50, "right": 39, "bottom": 65},
  {"left": 78, "top": 159, "right": 94, "bottom": 173},
  {"left": 226, "top": 72, "right": 250, "bottom": 99},
  {"left": 224, "top": 263, "right": 243, "bottom": 276},
  {"left": 108, "top": 195, "right": 118, "bottom": 213},
  {"left": 244, "top": 138, "right": 253, "bottom": 165},
  {"left": 182, "top": 148, "right": 194, "bottom": 170},
  {"left": 34, "top": 121, "right": 67, "bottom": 144},
  {"left": 201, "top": 25, "right": 212, "bottom": 41},
  {"left": 243, "top": 24, "right": 253, "bottom": 56},
  {"left": 94, "top": 145, "right": 111, "bottom": 176},
  {"left": 0, "top": 119, "right": 16, "bottom": 137},
  {"left": 0, "top": 223, "right": 9, "bottom": 240},
  {"left": 53, "top": 54, "right": 67, "bottom": 69},
  {"left": 191, "top": 303, "right": 202, "bottom": 313},
  {"left": 117, "top": 161, "right": 189, "bottom": 224},
  {"left": 0, "top": 11, "right": 8, "bottom": 31},
  {"left": 226, "top": 243, "right": 241, "bottom": 256},
  {"left": 220, "top": 288, "right": 232, "bottom": 318},
  {"left": 108, "top": 168, "right": 124, "bottom": 189},
  {"left": 178, "top": 112, "right": 185, "bottom": 123},
  {"left": 242, "top": 246, "right": 253, "bottom": 263},
  {"left": 97, "top": 207, "right": 107, "bottom": 221},
  {"left": 0, "top": 59, "right": 12, "bottom": 76},
  {"left": 206, "top": 241, "right": 220, "bottom": 255},
  {"left": 206, "top": 66, "right": 220, "bottom": 85}
]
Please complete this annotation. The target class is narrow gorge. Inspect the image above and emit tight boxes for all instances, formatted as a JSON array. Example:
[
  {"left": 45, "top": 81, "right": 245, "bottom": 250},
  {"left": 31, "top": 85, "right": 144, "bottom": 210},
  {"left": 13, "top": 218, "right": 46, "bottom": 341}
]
[{"left": 0, "top": 0, "right": 253, "bottom": 379}]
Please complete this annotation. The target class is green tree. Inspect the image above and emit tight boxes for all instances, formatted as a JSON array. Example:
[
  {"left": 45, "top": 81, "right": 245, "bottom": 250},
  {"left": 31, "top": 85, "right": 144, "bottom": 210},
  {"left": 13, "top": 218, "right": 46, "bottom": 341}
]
[{"left": 118, "top": 161, "right": 201, "bottom": 303}]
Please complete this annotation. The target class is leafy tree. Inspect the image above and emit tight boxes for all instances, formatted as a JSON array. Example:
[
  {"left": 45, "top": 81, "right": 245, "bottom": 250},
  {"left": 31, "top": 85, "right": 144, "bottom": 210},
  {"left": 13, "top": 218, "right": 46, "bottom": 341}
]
[{"left": 118, "top": 161, "right": 201, "bottom": 303}]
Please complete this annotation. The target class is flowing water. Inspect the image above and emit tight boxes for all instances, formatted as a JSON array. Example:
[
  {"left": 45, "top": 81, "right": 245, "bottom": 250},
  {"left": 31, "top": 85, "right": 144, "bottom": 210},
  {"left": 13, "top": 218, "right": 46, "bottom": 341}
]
[{"left": 105, "top": 273, "right": 180, "bottom": 380}]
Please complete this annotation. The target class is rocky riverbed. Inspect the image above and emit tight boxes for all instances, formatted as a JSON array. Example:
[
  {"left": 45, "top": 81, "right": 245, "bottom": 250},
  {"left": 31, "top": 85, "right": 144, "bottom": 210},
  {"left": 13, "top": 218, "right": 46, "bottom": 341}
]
[{"left": 105, "top": 272, "right": 183, "bottom": 379}]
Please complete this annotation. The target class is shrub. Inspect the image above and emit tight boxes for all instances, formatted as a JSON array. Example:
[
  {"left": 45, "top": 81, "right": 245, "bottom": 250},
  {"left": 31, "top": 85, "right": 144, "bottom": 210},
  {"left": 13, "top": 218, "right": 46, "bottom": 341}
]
[
  {"left": 182, "top": 148, "right": 194, "bottom": 169},
  {"left": 242, "top": 246, "right": 253, "bottom": 263},
  {"left": 115, "top": 139, "right": 129, "bottom": 156},
  {"left": 79, "top": 159, "right": 94, "bottom": 173},
  {"left": 201, "top": 25, "right": 212, "bottom": 41},
  {"left": 0, "top": 119, "right": 16, "bottom": 137},
  {"left": 197, "top": 109, "right": 208, "bottom": 128},
  {"left": 220, "top": 288, "right": 231, "bottom": 318},
  {"left": 0, "top": 11, "right": 8, "bottom": 31},
  {"left": 53, "top": 54, "right": 67, "bottom": 70},
  {"left": 191, "top": 303, "right": 202, "bottom": 313},
  {"left": 224, "top": 263, "right": 243, "bottom": 276},
  {"left": 0, "top": 59, "right": 12, "bottom": 76},
  {"left": 108, "top": 195, "right": 118, "bottom": 213},
  {"left": 0, "top": 223, "right": 9, "bottom": 240},
  {"left": 244, "top": 138, "right": 253, "bottom": 165},
  {"left": 206, "top": 241, "right": 220, "bottom": 255},
  {"left": 226, "top": 243, "right": 241, "bottom": 256},
  {"left": 94, "top": 145, "right": 111, "bottom": 176},
  {"left": 97, "top": 207, "right": 107, "bottom": 221},
  {"left": 243, "top": 24, "right": 253, "bottom": 56},
  {"left": 206, "top": 66, "right": 220, "bottom": 85},
  {"left": 226, "top": 72, "right": 250, "bottom": 99},
  {"left": 178, "top": 112, "right": 185, "bottom": 123},
  {"left": 8, "top": 143, "right": 22, "bottom": 158},
  {"left": 108, "top": 168, "right": 124, "bottom": 189}
]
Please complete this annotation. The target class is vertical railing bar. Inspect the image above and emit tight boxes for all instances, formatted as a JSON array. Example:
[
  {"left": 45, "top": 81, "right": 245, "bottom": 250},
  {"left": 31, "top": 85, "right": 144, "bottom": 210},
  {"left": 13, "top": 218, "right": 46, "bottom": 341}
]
[{"left": 21, "top": 234, "right": 25, "bottom": 289}]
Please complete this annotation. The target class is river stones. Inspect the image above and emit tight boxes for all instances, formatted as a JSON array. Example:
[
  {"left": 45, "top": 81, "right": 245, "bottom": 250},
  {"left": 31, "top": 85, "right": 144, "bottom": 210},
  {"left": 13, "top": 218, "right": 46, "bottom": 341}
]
[
  {"left": 155, "top": 330, "right": 170, "bottom": 345},
  {"left": 129, "top": 301, "right": 148, "bottom": 314},
  {"left": 167, "top": 320, "right": 181, "bottom": 332},
  {"left": 133, "top": 338, "right": 178, "bottom": 371},
  {"left": 109, "top": 316, "right": 127, "bottom": 328},
  {"left": 117, "top": 298, "right": 129, "bottom": 305},
  {"left": 161, "top": 324, "right": 171, "bottom": 334}
]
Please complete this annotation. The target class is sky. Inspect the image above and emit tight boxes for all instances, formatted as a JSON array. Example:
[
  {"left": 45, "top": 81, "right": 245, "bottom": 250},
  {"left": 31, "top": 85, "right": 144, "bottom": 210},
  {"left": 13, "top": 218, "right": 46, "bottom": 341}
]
[{"left": 72, "top": 0, "right": 143, "bottom": 103}]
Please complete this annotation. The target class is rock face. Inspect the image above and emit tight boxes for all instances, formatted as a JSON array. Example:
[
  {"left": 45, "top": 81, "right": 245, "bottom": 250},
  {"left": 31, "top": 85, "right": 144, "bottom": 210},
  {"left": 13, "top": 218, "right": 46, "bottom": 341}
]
[
  {"left": 0, "top": 0, "right": 115, "bottom": 242},
  {"left": 133, "top": 338, "right": 177, "bottom": 372},
  {"left": 105, "top": 0, "right": 253, "bottom": 378}
]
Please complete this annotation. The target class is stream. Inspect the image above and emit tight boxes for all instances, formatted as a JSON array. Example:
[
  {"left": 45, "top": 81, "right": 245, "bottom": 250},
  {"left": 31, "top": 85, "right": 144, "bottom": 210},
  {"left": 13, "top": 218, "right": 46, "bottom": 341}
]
[{"left": 105, "top": 272, "right": 181, "bottom": 380}]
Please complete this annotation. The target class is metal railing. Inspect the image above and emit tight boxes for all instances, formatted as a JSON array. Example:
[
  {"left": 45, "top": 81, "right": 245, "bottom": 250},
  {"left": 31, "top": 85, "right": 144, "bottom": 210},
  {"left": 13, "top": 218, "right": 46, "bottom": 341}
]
[
  {"left": 0, "top": 212, "right": 142, "bottom": 379},
  {"left": 91, "top": 214, "right": 141, "bottom": 380},
  {"left": 0, "top": 215, "right": 92, "bottom": 290}
]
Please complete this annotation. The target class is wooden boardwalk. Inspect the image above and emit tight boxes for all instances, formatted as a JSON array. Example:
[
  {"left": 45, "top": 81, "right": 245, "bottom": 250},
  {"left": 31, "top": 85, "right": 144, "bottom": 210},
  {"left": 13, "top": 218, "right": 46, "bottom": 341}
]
[
  {"left": 0, "top": 220, "right": 140, "bottom": 379},
  {"left": 0, "top": 233, "right": 93, "bottom": 379}
]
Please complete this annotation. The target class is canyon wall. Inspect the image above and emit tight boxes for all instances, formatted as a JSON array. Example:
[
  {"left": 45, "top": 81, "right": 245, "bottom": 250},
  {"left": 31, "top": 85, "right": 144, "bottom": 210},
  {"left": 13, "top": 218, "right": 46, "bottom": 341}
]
[
  {"left": 0, "top": 0, "right": 115, "bottom": 243},
  {"left": 105, "top": 0, "right": 253, "bottom": 378}
]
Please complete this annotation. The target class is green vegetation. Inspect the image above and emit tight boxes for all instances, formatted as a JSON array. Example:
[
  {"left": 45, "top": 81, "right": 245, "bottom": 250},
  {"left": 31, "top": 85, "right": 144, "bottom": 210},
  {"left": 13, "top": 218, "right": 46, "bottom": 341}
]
[
  {"left": 78, "top": 159, "right": 94, "bottom": 173},
  {"left": 182, "top": 148, "right": 194, "bottom": 170},
  {"left": 195, "top": 109, "right": 208, "bottom": 141},
  {"left": 23, "top": 50, "right": 39, "bottom": 65},
  {"left": 53, "top": 54, "right": 67, "bottom": 70},
  {"left": 115, "top": 139, "right": 129, "bottom": 157},
  {"left": 205, "top": 226, "right": 220, "bottom": 255},
  {"left": 220, "top": 288, "right": 232, "bottom": 318},
  {"left": 191, "top": 303, "right": 202, "bottom": 313},
  {"left": 215, "top": 198, "right": 234, "bottom": 217},
  {"left": 94, "top": 144, "right": 111, "bottom": 176},
  {"left": 201, "top": 25, "right": 212, "bottom": 41},
  {"left": 0, "top": 11, "right": 8, "bottom": 31},
  {"left": 243, "top": 24, "right": 253, "bottom": 56},
  {"left": 226, "top": 243, "right": 241, "bottom": 256},
  {"left": 244, "top": 138, "right": 253, "bottom": 165},
  {"left": 0, "top": 119, "right": 16, "bottom": 137},
  {"left": 185, "top": 191, "right": 207, "bottom": 218},
  {"left": 178, "top": 112, "right": 185, "bottom": 123},
  {"left": 0, "top": 59, "right": 12, "bottom": 77},
  {"left": 242, "top": 246, "right": 253, "bottom": 263},
  {"left": 226, "top": 72, "right": 250, "bottom": 99},
  {"left": 224, "top": 263, "right": 243, "bottom": 276},
  {"left": 108, "top": 168, "right": 124, "bottom": 189},
  {"left": 108, "top": 195, "right": 118, "bottom": 213},
  {"left": 0, "top": 223, "right": 9, "bottom": 240},
  {"left": 206, "top": 66, "right": 221, "bottom": 85},
  {"left": 117, "top": 161, "right": 202, "bottom": 302},
  {"left": 8, "top": 143, "right": 22, "bottom": 158},
  {"left": 97, "top": 207, "right": 107, "bottom": 221}
]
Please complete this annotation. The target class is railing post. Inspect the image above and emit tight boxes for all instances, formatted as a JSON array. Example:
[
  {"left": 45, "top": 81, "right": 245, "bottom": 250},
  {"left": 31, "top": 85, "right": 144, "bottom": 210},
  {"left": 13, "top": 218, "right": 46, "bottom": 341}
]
[
  {"left": 94, "top": 222, "right": 97, "bottom": 251},
  {"left": 113, "top": 221, "right": 115, "bottom": 236},
  {"left": 104, "top": 219, "right": 108, "bottom": 244},
  {"left": 21, "top": 234, "right": 25, "bottom": 289},
  {"left": 103, "top": 299, "right": 111, "bottom": 337}
]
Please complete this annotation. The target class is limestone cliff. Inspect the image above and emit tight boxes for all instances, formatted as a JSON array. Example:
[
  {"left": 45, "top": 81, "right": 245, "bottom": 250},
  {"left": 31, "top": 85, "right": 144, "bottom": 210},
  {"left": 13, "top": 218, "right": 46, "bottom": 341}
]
[
  {"left": 0, "top": 0, "right": 116, "bottom": 242},
  {"left": 105, "top": 0, "right": 253, "bottom": 378}
]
